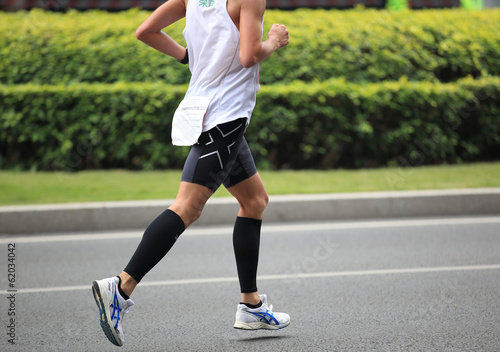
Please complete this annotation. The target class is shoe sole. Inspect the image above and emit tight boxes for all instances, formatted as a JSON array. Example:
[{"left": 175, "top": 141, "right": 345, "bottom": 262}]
[
  {"left": 233, "top": 320, "right": 290, "bottom": 330},
  {"left": 92, "top": 280, "right": 122, "bottom": 347}
]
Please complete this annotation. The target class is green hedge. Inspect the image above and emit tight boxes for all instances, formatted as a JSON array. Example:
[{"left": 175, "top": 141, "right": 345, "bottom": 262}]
[
  {"left": 1, "top": 8, "right": 499, "bottom": 85},
  {"left": 1, "top": 77, "right": 499, "bottom": 171}
]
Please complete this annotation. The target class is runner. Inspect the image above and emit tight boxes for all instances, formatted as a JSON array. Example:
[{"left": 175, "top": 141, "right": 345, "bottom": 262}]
[{"left": 92, "top": 0, "right": 290, "bottom": 346}]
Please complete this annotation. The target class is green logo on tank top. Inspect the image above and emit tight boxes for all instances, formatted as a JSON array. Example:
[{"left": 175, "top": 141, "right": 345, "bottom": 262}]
[{"left": 199, "top": 0, "right": 215, "bottom": 7}]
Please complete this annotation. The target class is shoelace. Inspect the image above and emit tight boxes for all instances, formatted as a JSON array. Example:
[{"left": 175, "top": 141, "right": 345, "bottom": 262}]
[
  {"left": 114, "top": 297, "right": 133, "bottom": 322},
  {"left": 112, "top": 300, "right": 133, "bottom": 331},
  {"left": 259, "top": 303, "right": 275, "bottom": 318},
  {"left": 261, "top": 303, "right": 279, "bottom": 325}
]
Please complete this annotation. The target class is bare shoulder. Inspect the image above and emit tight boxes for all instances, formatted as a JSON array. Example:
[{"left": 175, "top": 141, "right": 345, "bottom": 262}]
[
  {"left": 226, "top": 0, "right": 242, "bottom": 29},
  {"left": 227, "top": 0, "right": 243, "bottom": 7},
  {"left": 227, "top": 0, "right": 265, "bottom": 29},
  {"left": 228, "top": 0, "right": 265, "bottom": 14},
  {"left": 168, "top": 0, "right": 187, "bottom": 8},
  {"left": 240, "top": 0, "right": 266, "bottom": 11}
]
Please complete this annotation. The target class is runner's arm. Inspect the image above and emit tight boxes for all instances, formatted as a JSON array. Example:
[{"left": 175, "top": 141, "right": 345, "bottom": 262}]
[
  {"left": 136, "top": 0, "right": 187, "bottom": 61},
  {"left": 239, "top": 0, "right": 289, "bottom": 68}
]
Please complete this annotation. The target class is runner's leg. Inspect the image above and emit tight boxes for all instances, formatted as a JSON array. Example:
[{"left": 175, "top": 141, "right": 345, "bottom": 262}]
[
  {"left": 121, "top": 119, "right": 247, "bottom": 296},
  {"left": 223, "top": 135, "right": 267, "bottom": 305}
]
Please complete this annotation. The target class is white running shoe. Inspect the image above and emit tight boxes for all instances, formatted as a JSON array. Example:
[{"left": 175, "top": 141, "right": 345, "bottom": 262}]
[
  {"left": 92, "top": 276, "right": 134, "bottom": 346},
  {"left": 233, "top": 294, "right": 290, "bottom": 330}
]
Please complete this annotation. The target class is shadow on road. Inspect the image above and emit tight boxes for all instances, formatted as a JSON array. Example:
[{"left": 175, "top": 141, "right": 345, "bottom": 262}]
[{"left": 233, "top": 334, "right": 292, "bottom": 342}]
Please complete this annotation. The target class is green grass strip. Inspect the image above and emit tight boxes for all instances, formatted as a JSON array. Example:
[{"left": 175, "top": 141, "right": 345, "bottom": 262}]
[{"left": 1, "top": 162, "right": 499, "bottom": 206}]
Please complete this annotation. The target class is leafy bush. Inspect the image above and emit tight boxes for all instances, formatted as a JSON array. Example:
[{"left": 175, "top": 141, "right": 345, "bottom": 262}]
[
  {"left": 251, "top": 77, "right": 500, "bottom": 169},
  {"left": 0, "top": 82, "right": 187, "bottom": 171},
  {"left": 1, "top": 8, "right": 499, "bottom": 171},
  {"left": 0, "top": 8, "right": 499, "bottom": 85},
  {"left": 1, "top": 77, "right": 499, "bottom": 171}
]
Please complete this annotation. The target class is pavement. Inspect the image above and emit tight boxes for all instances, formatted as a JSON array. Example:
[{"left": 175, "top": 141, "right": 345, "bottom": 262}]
[
  {"left": 0, "top": 216, "right": 499, "bottom": 351},
  {"left": 1, "top": 188, "right": 500, "bottom": 234},
  {"left": 0, "top": 189, "right": 499, "bottom": 351}
]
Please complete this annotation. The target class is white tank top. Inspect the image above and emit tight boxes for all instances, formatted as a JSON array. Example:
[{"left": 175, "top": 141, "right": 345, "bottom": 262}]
[{"left": 182, "top": 0, "right": 261, "bottom": 132}]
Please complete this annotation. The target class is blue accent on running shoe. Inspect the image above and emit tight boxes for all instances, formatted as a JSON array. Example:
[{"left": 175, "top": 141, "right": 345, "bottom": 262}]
[
  {"left": 248, "top": 310, "right": 279, "bottom": 325},
  {"left": 110, "top": 284, "right": 122, "bottom": 330}
]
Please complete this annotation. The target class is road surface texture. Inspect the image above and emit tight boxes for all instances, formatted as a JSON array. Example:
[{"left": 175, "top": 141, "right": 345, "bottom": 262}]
[{"left": 1, "top": 216, "right": 499, "bottom": 351}]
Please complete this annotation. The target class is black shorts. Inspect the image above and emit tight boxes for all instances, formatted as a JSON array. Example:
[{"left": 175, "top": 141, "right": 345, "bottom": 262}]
[{"left": 181, "top": 118, "right": 258, "bottom": 192}]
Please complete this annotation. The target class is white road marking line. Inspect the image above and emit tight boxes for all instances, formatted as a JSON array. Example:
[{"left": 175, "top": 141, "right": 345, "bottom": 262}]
[
  {"left": 0, "top": 231, "right": 145, "bottom": 244},
  {"left": 1, "top": 216, "right": 499, "bottom": 244},
  {"left": 2, "top": 264, "right": 499, "bottom": 295}
]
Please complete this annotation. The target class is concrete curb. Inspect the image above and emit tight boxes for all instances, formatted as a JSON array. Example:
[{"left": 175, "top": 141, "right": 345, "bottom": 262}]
[{"left": 1, "top": 188, "right": 499, "bottom": 235}]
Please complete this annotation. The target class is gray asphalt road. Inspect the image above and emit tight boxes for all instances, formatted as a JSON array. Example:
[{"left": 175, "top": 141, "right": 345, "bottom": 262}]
[{"left": 0, "top": 216, "right": 499, "bottom": 352}]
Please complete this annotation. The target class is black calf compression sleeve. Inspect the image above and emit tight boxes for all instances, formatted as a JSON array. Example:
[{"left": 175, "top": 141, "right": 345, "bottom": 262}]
[
  {"left": 233, "top": 217, "right": 262, "bottom": 293},
  {"left": 124, "top": 209, "right": 185, "bottom": 283}
]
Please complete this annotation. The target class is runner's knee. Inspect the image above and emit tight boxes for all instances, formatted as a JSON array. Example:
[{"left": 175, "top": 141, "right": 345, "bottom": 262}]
[
  {"left": 239, "top": 192, "right": 269, "bottom": 215},
  {"left": 170, "top": 201, "right": 205, "bottom": 227}
]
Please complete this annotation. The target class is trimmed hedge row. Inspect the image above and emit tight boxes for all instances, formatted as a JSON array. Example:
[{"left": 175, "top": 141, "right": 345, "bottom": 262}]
[
  {"left": 1, "top": 8, "right": 499, "bottom": 85},
  {"left": 1, "top": 77, "right": 499, "bottom": 171}
]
